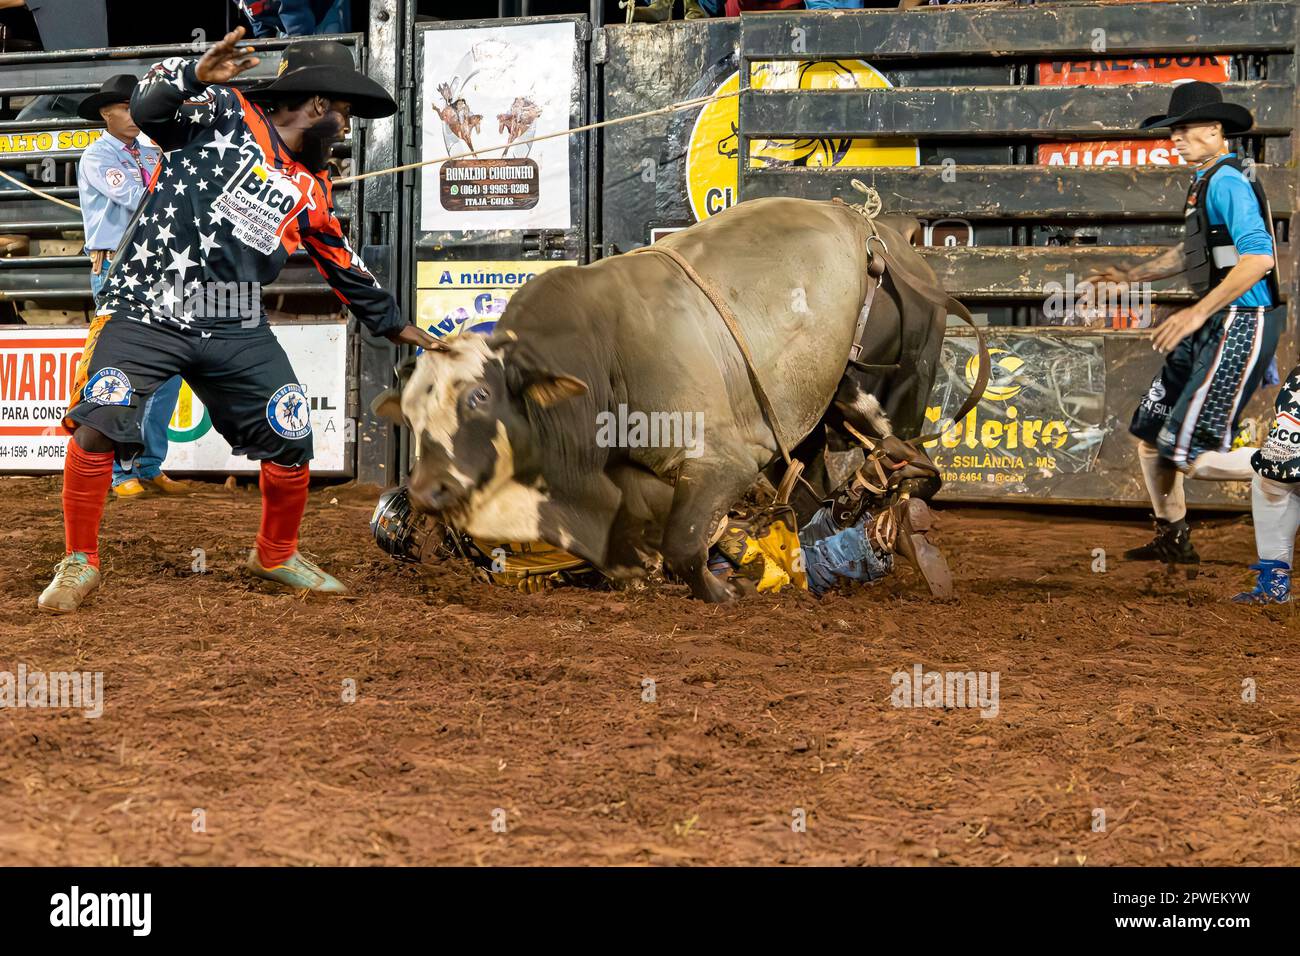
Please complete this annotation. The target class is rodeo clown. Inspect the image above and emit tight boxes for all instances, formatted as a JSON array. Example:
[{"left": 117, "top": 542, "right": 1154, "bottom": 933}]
[
  {"left": 1083, "top": 82, "right": 1283, "bottom": 572},
  {"left": 1236, "top": 375, "right": 1300, "bottom": 603},
  {"left": 372, "top": 442, "right": 954, "bottom": 600},
  {"left": 38, "top": 27, "right": 436, "bottom": 613}
]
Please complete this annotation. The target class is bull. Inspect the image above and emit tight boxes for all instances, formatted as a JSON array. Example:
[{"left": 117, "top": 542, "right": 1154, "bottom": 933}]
[{"left": 374, "top": 196, "right": 977, "bottom": 602}]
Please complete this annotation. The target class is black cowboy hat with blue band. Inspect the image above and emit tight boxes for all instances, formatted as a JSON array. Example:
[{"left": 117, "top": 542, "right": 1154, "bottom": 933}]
[
  {"left": 77, "top": 74, "right": 139, "bottom": 122},
  {"left": 1139, "top": 81, "right": 1254, "bottom": 135},
  {"left": 245, "top": 40, "right": 397, "bottom": 119}
]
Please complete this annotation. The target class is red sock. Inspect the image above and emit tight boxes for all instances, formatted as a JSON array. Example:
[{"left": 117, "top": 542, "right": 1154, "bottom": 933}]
[
  {"left": 63, "top": 441, "right": 113, "bottom": 569},
  {"left": 256, "top": 461, "right": 310, "bottom": 567}
]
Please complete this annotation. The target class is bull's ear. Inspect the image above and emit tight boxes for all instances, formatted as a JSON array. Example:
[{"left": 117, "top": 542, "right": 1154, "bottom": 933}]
[
  {"left": 524, "top": 373, "right": 588, "bottom": 407},
  {"left": 371, "top": 387, "right": 407, "bottom": 425}
]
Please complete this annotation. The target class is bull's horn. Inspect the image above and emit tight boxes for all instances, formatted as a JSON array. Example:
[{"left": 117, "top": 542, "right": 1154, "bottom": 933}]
[{"left": 371, "top": 387, "right": 407, "bottom": 426}]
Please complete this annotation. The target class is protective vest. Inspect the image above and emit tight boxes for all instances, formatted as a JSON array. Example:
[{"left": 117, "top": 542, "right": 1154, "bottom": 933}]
[{"left": 1183, "top": 156, "right": 1280, "bottom": 304}]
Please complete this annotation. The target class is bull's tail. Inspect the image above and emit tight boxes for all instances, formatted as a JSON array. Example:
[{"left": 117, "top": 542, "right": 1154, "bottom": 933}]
[{"left": 913, "top": 297, "right": 990, "bottom": 445}]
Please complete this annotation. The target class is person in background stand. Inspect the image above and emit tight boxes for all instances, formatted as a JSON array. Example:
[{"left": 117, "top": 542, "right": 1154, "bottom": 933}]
[
  {"left": 628, "top": 0, "right": 721, "bottom": 20},
  {"left": 234, "top": 0, "right": 350, "bottom": 38},
  {"left": 0, "top": 0, "right": 108, "bottom": 51},
  {"left": 76, "top": 75, "right": 190, "bottom": 499}
]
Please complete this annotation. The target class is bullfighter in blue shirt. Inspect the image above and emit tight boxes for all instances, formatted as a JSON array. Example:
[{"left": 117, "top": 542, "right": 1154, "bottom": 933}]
[
  {"left": 77, "top": 74, "right": 190, "bottom": 498},
  {"left": 1083, "top": 82, "right": 1283, "bottom": 577}
]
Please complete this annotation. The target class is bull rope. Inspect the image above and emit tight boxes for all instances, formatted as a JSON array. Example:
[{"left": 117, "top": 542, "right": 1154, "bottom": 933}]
[{"left": 0, "top": 87, "right": 748, "bottom": 211}]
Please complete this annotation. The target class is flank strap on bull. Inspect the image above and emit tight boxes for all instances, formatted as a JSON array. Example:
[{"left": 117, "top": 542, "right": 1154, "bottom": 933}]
[{"left": 627, "top": 243, "right": 798, "bottom": 468}]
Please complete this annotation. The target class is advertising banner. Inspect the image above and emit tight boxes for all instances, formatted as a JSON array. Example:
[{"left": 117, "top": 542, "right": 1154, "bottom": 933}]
[
  {"left": 420, "top": 21, "right": 576, "bottom": 232},
  {"left": 924, "top": 334, "right": 1108, "bottom": 489},
  {"left": 0, "top": 128, "right": 103, "bottom": 156},
  {"left": 686, "top": 58, "right": 918, "bottom": 222},
  {"left": 0, "top": 323, "right": 348, "bottom": 475},
  {"left": 1035, "top": 53, "right": 1231, "bottom": 168},
  {"left": 415, "top": 260, "right": 576, "bottom": 341}
]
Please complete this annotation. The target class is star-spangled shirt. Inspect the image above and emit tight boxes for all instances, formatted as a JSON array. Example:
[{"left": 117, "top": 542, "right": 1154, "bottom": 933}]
[
  {"left": 1252, "top": 363, "right": 1300, "bottom": 483},
  {"left": 97, "top": 55, "right": 405, "bottom": 338}
]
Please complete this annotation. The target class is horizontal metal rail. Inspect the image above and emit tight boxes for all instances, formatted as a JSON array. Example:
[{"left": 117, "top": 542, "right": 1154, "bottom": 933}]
[
  {"left": 741, "top": 83, "right": 1293, "bottom": 138},
  {"left": 744, "top": 165, "right": 1297, "bottom": 219},
  {"left": 740, "top": 2, "right": 1294, "bottom": 60}
]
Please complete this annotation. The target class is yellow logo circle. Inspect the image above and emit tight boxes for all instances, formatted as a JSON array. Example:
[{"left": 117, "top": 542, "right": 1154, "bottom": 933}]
[
  {"left": 685, "top": 60, "right": 919, "bottom": 223},
  {"left": 166, "top": 380, "right": 212, "bottom": 442},
  {"left": 967, "top": 348, "right": 1025, "bottom": 402}
]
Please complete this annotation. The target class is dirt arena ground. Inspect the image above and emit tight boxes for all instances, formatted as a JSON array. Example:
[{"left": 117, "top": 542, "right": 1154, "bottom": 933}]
[{"left": 1, "top": 475, "right": 1297, "bottom": 866}]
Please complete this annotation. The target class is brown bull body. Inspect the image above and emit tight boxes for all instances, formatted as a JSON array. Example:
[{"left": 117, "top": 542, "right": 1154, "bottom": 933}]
[{"left": 379, "top": 197, "right": 966, "bottom": 601}]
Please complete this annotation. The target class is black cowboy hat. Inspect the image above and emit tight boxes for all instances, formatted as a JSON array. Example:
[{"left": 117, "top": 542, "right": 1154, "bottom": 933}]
[
  {"left": 77, "top": 74, "right": 138, "bottom": 123},
  {"left": 245, "top": 40, "right": 396, "bottom": 119},
  {"left": 1139, "top": 80, "right": 1254, "bottom": 135}
]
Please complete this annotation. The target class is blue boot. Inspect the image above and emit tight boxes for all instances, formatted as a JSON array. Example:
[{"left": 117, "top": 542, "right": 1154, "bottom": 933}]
[{"left": 1232, "top": 560, "right": 1291, "bottom": 604}]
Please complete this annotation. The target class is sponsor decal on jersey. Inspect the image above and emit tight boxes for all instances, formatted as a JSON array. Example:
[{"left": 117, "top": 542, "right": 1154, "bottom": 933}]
[
  {"left": 84, "top": 367, "right": 133, "bottom": 406},
  {"left": 105, "top": 168, "right": 127, "bottom": 189},
  {"left": 213, "top": 143, "right": 317, "bottom": 256},
  {"left": 266, "top": 383, "right": 312, "bottom": 440},
  {"left": 1261, "top": 411, "right": 1300, "bottom": 464}
]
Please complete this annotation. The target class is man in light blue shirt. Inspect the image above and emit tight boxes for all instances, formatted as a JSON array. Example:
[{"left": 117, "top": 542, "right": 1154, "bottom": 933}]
[
  {"left": 1083, "top": 83, "right": 1282, "bottom": 582},
  {"left": 77, "top": 75, "right": 189, "bottom": 499}
]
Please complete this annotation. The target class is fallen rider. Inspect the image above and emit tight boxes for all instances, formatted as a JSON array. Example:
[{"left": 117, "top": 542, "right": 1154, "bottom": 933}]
[{"left": 371, "top": 463, "right": 953, "bottom": 599}]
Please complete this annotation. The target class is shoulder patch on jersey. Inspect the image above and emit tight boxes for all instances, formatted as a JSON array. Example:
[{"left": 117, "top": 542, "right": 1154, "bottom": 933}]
[
  {"left": 105, "top": 168, "right": 126, "bottom": 189},
  {"left": 266, "top": 383, "right": 312, "bottom": 440},
  {"left": 84, "top": 367, "right": 133, "bottom": 406}
]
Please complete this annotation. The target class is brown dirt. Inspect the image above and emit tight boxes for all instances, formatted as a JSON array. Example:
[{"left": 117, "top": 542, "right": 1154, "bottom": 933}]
[{"left": 1, "top": 476, "right": 1297, "bottom": 866}]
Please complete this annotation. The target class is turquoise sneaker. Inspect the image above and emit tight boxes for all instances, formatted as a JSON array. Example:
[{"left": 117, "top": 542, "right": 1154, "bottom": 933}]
[
  {"left": 1231, "top": 560, "right": 1291, "bottom": 604},
  {"left": 246, "top": 550, "right": 349, "bottom": 594},
  {"left": 38, "top": 552, "right": 102, "bottom": 614}
]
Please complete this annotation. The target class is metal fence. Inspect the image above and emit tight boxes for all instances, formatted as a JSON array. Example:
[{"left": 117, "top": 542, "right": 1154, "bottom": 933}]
[{"left": 737, "top": 1, "right": 1297, "bottom": 320}]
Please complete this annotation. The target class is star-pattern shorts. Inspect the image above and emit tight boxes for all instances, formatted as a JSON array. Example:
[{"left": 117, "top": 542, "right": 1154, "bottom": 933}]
[
  {"left": 64, "top": 314, "right": 314, "bottom": 467},
  {"left": 1253, "top": 362, "right": 1300, "bottom": 484},
  {"left": 1130, "top": 305, "right": 1285, "bottom": 467}
]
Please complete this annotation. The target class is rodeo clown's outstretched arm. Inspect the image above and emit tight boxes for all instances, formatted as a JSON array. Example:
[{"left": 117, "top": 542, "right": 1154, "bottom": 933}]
[{"left": 1086, "top": 82, "right": 1285, "bottom": 574}]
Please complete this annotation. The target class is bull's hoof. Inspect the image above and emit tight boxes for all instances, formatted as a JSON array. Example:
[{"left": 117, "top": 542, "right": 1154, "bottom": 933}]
[{"left": 691, "top": 573, "right": 738, "bottom": 603}]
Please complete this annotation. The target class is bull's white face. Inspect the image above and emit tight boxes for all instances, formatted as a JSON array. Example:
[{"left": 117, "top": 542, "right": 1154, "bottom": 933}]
[
  {"left": 376, "top": 332, "right": 590, "bottom": 543},
  {"left": 400, "top": 334, "right": 495, "bottom": 494},
  {"left": 394, "top": 335, "right": 550, "bottom": 542}
]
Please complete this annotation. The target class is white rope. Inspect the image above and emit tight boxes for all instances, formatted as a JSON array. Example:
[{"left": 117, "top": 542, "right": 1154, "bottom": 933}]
[
  {"left": 1, "top": 87, "right": 746, "bottom": 210},
  {"left": 335, "top": 87, "right": 746, "bottom": 186},
  {"left": 0, "top": 168, "right": 81, "bottom": 212}
]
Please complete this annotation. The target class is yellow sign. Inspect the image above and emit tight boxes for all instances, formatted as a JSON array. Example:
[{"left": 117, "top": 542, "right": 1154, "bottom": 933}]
[
  {"left": 166, "top": 380, "right": 212, "bottom": 442},
  {"left": 0, "top": 129, "right": 103, "bottom": 155},
  {"left": 685, "top": 60, "right": 919, "bottom": 222},
  {"left": 415, "top": 260, "right": 577, "bottom": 340},
  {"left": 967, "top": 348, "right": 1025, "bottom": 402}
]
